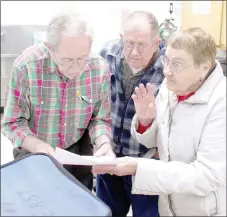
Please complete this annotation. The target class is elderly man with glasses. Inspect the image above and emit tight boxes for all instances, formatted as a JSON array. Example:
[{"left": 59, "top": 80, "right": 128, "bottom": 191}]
[
  {"left": 1, "top": 13, "right": 114, "bottom": 191},
  {"left": 94, "top": 11, "right": 165, "bottom": 216}
]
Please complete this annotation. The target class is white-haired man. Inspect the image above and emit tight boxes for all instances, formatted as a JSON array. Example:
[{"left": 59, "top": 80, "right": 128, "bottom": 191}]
[
  {"left": 94, "top": 11, "right": 165, "bottom": 216},
  {"left": 1, "top": 13, "right": 114, "bottom": 190}
]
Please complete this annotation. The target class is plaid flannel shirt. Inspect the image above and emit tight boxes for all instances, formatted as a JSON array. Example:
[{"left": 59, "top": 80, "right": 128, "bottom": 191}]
[
  {"left": 100, "top": 39, "right": 165, "bottom": 157},
  {"left": 1, "top": 43, "right": 111, "bottom": 149}
]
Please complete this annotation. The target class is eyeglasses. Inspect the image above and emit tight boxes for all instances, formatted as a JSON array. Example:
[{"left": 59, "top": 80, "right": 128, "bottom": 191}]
[
  {"left": 123, "top": 40, "right": 148, "bottom": 54},
  {"left": 161, "top": 56, "right": 192, "bottom": 74},
  {"left": 56, "top": 56, "right": 91, "bottom": 69}
]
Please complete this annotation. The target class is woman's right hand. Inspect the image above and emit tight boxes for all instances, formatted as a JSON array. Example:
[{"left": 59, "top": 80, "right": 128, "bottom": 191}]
[{"left": 132, "top": 83, "right": 157, "bottom": 126}]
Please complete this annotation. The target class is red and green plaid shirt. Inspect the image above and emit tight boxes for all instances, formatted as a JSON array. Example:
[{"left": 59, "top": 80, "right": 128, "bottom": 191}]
[{"left": 1, "top": 43, "right": 111, "bottom": 149}]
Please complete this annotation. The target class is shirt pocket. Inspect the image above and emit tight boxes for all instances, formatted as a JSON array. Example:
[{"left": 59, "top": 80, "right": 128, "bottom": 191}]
[
  {"left": 29, "top": 96, "right": 59, "bottom": 124},
  {"left": 74, "top": 94, "right": 99, "bottom": 129}
]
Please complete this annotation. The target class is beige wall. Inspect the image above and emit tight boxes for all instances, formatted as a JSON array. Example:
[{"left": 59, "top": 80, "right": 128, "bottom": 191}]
[
  {"left": 181, "top": 1, "right": 224, "bottom": 47},
  {"left": 220, "top": 0, "right": 226, "bottom": 49}
]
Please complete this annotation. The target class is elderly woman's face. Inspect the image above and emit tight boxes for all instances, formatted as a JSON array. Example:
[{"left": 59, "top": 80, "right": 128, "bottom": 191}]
[{"left": 163, "top": 47, "right": 205, "bottom": 94}]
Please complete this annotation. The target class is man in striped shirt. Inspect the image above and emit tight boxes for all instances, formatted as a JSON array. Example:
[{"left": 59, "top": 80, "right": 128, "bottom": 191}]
[{"left": 1, "top": 13, "right": 114, "bottom": 190}]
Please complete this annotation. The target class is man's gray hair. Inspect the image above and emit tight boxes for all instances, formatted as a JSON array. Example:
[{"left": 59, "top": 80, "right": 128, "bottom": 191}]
[
  {"left": 122, "top": 10, "right": 159, "bottom": 38},
  {"left": 46, "top": 13, "right": 93, "bottom": 48}
]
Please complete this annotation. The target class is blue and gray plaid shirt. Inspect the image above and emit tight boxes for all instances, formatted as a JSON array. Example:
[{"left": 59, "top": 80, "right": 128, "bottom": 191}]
[{"left": 99, "top": 39, "right": 165, "bottom": 157}]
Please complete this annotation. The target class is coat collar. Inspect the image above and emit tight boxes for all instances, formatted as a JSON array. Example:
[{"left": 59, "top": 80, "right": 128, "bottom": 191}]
[{"left": 160, "top": 61, "right": 225, "bottom": 104}]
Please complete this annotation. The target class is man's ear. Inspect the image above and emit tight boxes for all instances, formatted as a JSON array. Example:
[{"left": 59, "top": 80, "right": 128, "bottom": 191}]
[
  {"left": 155, "top": 37, "right": 161, "bottom": 46},
  {"left": 154, "top": 37, "right": 161, "bottom": 50},
  {"left": 120, "top": 33, "right": 123, "bottom": 40}
]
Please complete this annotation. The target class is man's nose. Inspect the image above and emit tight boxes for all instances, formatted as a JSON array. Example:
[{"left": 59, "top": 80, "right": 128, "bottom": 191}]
[{"left": 130, "top": 46, "right": 139, "bottom": 56}]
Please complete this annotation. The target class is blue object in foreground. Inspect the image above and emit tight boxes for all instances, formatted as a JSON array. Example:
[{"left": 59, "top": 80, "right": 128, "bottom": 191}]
[{"left": 1, "top": 153, "right": 111, "bottom": 216}]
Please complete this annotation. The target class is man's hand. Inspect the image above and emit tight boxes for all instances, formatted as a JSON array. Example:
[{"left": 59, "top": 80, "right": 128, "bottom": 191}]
[
  {"left": 34, "top": 141, "right": 55, "bottom": 156},
  {"left": 132, "top": 83, "right": 157, "bottom": 126},
  {"left": 22, "top": 135, "right": 55, "bottom": 156},
  {"left": 94, "top": 142, "right": 116, "bottom": 158}
]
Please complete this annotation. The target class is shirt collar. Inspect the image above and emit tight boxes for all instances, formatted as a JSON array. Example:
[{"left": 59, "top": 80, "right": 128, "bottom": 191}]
[
  {"left": 186, "top": 61, "right": 224, "bottom": 104},
  {"left": 39, "top": 43, "right": 58, "bottom": 74},
  {"left": 106, "top": 39, "right": 123, "bottom": 59}
]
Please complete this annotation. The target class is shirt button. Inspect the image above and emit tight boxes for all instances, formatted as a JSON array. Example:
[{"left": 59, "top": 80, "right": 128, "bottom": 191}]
[
  {"left": 41, "top": 101, "right": 44, "bottom": 105},
  {"left": 65, "top": 104, "right": 68, "bottom": 107},
  {"left": 64, "top": 123, "right": 67, "bottom": 126}
]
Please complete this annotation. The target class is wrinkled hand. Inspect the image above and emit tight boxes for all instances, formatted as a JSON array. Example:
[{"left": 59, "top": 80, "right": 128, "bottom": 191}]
[
  {"left": 94, "top": 142, "right": 116, "bottom": 158},
  {"left": 132, "top": 83, "right": 156, "bottom": 126},
  {"left": 34, "top": 141, "right": 55, "bottom": 157},
  {"left": 22, "top": 135, "right": 55, "bottom": 157},
  {"left": 92, "top": 157, "right": 138, "bottom": 176}
]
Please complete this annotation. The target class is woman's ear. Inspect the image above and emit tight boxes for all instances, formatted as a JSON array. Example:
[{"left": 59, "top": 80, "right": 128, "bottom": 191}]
[{"left": 202, "top": 61, "right": 212, "bottom": 76}]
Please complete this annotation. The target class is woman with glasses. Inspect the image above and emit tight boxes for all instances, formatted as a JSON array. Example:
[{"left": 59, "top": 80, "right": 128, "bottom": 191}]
[{"left": 93, "top": 27, "right": 226, "bottom": 216}]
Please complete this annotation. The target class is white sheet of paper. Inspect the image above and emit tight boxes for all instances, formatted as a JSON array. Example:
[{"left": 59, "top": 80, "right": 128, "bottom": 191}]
[{"left": 54, "top": 147, "right": 118, "bottom": 166}]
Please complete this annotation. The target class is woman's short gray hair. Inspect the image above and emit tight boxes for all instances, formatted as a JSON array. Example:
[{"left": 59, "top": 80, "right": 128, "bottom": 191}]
[{"left": 46, "top": 13, "right": 93, "bottom": 48}]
